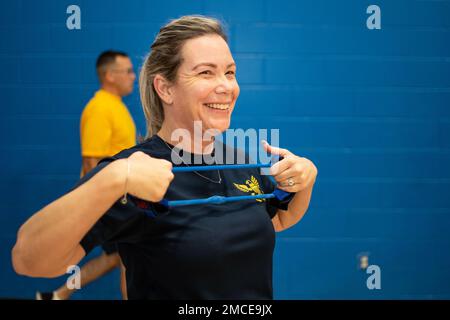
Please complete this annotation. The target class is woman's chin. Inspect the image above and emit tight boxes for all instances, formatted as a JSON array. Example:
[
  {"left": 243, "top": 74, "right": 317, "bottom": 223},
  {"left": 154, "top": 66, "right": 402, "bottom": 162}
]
[
  {"left": 212, "top": 119, "right": 231, "bottom": 133},
  {"left": 198, "top": 117, "right": 231, "bottom": 134}
]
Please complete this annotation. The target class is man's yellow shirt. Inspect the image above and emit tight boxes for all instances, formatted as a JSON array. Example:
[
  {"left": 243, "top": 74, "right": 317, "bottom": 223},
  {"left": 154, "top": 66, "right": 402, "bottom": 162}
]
[{"left": 80, "top": 89, "right": 136, "bottom": 158}]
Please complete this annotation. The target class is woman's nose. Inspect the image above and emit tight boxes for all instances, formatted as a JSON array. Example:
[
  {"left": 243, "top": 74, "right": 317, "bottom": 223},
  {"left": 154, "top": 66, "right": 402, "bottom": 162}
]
[{"left": 215, "top": 76, "right": 233, "bottom": 94}]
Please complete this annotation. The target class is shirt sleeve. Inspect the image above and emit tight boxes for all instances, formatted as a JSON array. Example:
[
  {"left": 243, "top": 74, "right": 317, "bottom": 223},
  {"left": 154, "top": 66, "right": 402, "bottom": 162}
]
[
  {"left": 73, "top": 158, "right": 159, "bottom": 255},
  {"left": 258, "top": 171, "right": 295, "bottom": 219},
  {"left": 80, "top": 104, "right": 112, "bottom": 157}
]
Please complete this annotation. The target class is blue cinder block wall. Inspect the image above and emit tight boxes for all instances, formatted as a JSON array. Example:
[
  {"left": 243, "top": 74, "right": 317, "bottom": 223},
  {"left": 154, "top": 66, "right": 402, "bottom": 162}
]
[{"left": 1, "top": 0, "right": 449, "bottom": 299}]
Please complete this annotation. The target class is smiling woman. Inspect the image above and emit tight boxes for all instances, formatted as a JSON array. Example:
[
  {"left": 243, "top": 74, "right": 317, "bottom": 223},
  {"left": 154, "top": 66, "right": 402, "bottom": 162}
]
[
  {"left": 139, "top": 16, "right": 240, "bottom": 153},
  {"left": 11, "top": 15, "right": 317, "bottom": 300},
  {"left": 154, "top": 33, "right": 240, "bottom": 150}
]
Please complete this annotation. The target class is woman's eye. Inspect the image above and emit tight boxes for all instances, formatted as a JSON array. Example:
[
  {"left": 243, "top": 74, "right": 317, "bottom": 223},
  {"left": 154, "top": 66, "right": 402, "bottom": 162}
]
[
  {"left": 199, "top": 70, "right": 212, "bottom": 75},
  {"left": 226, "top": 71, "right": 235, "bottom": 75}
]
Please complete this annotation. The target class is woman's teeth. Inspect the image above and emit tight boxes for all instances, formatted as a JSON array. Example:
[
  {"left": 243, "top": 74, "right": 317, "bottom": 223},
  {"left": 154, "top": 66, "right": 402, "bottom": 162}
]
[{"left": 204, "top": 103, "right": 229, "bottom": 110}]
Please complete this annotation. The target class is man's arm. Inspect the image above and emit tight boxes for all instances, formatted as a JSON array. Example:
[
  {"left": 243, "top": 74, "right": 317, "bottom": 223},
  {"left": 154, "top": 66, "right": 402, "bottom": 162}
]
[{"left": 82, "top": 156, "right": 103, "bottom": 177}]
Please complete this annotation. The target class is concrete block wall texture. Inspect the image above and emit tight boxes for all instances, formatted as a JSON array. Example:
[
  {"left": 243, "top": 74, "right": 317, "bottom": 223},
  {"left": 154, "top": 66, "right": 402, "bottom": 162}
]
[{"left": 0, "top": 0, "right": 449, "bottom": 299}]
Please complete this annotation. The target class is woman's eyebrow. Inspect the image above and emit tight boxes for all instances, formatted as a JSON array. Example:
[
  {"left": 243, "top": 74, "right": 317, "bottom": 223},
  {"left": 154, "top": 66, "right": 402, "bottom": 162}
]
[{"left": 192, "top": 62, "right": 236, "bottom": 70}]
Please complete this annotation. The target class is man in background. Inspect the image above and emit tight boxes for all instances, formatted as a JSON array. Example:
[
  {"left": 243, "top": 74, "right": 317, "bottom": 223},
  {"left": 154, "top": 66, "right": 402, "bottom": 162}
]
[{"left": 36, "top": 50, "right": 136, "bottom": 300}]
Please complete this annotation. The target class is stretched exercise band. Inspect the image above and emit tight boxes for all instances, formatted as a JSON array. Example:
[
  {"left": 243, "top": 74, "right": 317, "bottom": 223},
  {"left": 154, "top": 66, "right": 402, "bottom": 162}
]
[{"left": 159, "top": 163, "right": 290, "bottom": 208}]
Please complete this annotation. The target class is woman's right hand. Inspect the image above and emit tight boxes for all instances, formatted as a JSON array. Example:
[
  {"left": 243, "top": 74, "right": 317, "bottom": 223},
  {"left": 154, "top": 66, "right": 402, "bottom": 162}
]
[{"left": 124, "top": 151, "right": 174, "bottom": 202}]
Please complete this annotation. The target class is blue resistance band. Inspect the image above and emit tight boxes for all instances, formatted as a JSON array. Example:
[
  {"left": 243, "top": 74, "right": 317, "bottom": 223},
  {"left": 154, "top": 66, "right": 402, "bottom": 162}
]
[{"left": 159, "top": 163, "right": 290, "bottom": 208}]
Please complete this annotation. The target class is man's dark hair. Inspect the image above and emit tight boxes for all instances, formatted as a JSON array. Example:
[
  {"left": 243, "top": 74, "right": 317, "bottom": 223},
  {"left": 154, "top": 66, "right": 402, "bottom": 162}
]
[{"left": 96, "top": 50, "right": 129, "bottom": 80}]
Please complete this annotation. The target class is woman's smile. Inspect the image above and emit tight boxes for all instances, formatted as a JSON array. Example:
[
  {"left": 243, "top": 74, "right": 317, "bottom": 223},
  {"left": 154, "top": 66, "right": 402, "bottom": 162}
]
[{"left": 203, "top": 102, "right": 231, "bottom": 111}]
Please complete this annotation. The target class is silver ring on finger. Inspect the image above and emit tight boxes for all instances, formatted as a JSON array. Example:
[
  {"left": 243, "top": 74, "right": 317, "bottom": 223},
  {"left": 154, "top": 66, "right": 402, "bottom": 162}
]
[{"left": 287, "top": 178, "right": 295, "bottom": 186}]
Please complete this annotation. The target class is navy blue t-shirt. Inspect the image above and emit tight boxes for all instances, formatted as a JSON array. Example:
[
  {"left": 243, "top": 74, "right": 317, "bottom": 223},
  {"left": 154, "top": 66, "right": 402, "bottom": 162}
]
[{"left": 77, "top": 135, "right": 293, "bottom": 299}]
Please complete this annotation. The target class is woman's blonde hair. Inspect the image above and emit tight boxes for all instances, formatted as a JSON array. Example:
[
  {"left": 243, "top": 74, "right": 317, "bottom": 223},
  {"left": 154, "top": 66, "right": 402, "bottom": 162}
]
[{"left": 139, "top": 15, "right": 228, "bottom": 139}]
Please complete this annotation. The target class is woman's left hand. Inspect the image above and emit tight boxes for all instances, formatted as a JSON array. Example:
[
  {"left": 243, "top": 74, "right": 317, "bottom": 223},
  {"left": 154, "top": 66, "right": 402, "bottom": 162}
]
[{"left": 263, "top": 141, "right": 318, "bottom": 193}]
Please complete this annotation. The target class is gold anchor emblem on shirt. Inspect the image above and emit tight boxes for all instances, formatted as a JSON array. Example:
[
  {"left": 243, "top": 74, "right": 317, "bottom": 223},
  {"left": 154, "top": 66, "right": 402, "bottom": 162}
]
[{"left": 233, "top": 176, "right": 265, "bottom": 202}]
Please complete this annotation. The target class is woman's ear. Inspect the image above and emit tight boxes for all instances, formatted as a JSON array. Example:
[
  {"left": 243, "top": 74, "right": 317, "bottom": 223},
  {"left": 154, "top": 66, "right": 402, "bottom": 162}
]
[{"left": 153, "top": 74, "right": 173, "bottom": 105}]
